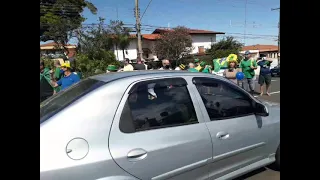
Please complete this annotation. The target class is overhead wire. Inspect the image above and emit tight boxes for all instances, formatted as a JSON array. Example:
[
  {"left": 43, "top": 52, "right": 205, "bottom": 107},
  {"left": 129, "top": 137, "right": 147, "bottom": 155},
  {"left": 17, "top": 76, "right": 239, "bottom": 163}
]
[{"left": 140, "top": 0, "right": 153, "bottom": 21}]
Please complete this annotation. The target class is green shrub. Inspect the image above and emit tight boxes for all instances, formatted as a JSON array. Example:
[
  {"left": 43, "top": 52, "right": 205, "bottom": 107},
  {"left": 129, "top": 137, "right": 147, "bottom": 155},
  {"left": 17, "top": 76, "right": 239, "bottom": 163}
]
[
  {"left": 75, "top": 50, "right": 119, "bottom": 78},
  {"left": 42, "top": 58, "right": 54, "bottom": 69}
]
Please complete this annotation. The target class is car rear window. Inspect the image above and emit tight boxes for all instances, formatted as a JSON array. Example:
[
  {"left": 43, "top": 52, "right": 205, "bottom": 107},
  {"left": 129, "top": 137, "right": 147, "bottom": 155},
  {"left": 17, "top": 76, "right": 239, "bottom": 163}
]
[{"left": 40, "top": 78, "right": 106, "bottom": 123}]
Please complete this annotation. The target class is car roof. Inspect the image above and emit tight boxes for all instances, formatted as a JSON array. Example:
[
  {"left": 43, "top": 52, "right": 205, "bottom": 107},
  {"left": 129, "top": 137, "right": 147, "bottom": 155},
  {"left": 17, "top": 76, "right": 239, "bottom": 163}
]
[{"left": 90, "top": 70, "right": 226, "bottom": 83}]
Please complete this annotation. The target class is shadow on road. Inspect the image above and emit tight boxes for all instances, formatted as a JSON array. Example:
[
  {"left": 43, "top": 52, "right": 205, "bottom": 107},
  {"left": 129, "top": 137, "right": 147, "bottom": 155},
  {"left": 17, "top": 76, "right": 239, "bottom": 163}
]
[
  {"left": 233, "top": 168, "right": 267, "bottom": 180},
  {"left": 232, "top": 166, "right": 279, "bottom": 180}
]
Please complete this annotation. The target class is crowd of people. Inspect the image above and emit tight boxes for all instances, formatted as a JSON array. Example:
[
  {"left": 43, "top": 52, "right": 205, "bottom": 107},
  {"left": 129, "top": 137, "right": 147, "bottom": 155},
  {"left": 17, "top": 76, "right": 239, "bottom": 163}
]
[
  {"left": 115, "top": 52, "right": 273, "bottom": 97},
  {"left": 115, "top": 58, "right": 213, "bottom": 73},
  {"left": 40, "top": 60, "right": 80, "bottom": 103},
  {"left": 40, "top": 51, "right": 274, "bottom": 103}
]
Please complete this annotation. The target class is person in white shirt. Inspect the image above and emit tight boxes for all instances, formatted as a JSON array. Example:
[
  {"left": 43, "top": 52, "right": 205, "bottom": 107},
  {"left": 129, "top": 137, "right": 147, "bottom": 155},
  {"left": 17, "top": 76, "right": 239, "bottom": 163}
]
[
  {"left": 123, "top": 58, "right": 134, "bottom": 71},
  {"left": 159, "top": 59, "right": 172, "bottom": 70}
]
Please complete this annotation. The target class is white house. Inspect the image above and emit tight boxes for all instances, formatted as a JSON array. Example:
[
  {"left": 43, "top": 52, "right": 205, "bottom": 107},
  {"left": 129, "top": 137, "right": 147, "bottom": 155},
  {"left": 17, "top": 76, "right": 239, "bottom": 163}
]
[
  {"left": 240, "top": 44, "right": 279, "bottom": 59},
  {"left": 114, "top": 28, "right": 225, "bottom": 61}
]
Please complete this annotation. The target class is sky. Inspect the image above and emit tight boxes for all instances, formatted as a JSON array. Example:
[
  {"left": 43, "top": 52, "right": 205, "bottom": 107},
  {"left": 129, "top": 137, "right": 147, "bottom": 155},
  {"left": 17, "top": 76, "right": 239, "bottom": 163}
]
[{"left": 41, "top": 0, "right": 280, "bottom": 46}]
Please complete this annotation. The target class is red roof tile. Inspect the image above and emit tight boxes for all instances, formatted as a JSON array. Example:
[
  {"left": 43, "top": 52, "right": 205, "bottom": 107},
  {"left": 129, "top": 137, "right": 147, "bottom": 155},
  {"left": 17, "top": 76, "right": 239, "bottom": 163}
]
[
  {"left": 128, "top": 34, "right": 160, "bottom": 40},
  {"left": 142, "top": 34, "right": 161, "bottom": 40},
  {"left": 152, "top": 28, "right": 225, "bottom": 34},
  {"left": 40, "top": 42, "right": 76, "bottom": 47},
  {"left": 242, "top": 45, "right": 278, "bottom": 52}
]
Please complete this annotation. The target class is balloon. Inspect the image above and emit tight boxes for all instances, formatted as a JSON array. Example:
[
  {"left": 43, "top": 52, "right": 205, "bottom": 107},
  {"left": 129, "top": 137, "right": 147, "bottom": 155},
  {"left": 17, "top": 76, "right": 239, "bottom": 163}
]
[{"left": 236, "top": 72, "right": 244, "bottom": 80}]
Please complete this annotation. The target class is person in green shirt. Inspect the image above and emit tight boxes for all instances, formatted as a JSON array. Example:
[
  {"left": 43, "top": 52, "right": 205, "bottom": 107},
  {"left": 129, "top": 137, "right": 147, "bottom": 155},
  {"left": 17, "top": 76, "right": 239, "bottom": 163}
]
[
  {"left": 239, "top": 51, "right": 257, "bottom": 94},
  {"left": 199, "top": 61, "right": 212, "bottom": 74},
  {"left": 188, "top": 63, "right": 198, "bottom": 72},
  {"left": 194, "top": 59, "right": 202, "bottom": 71},
  {"left": 52, "top": 60, "right": 63, "bottom": 94}
]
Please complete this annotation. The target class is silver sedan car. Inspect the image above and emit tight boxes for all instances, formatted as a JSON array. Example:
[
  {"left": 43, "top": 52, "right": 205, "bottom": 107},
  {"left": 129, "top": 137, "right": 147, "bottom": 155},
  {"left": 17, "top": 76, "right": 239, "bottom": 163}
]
[{"left": 40, "top": 71, "right": 280, "bottom": 180}]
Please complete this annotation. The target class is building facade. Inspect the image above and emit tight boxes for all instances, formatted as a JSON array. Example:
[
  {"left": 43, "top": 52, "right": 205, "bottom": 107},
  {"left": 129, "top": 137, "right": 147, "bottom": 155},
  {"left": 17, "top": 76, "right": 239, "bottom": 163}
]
[
  {"left": 114, "top": 28, "right": 225, "bottom": 61},
  {"left": 40, "top": 42, "right": 76, "bottom": 58},
  {"left": 240, "top": 45, "right": 279, "bottom": 59}
]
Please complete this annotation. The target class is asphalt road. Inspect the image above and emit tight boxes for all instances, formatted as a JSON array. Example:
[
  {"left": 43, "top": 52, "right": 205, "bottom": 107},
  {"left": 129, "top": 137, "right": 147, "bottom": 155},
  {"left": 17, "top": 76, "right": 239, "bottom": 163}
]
[
  {"left": 235, "top": 76, "right": 280, "bottom": 180},
  {"left": 253, "top": 76, "right": 280, "bottom": 103}
]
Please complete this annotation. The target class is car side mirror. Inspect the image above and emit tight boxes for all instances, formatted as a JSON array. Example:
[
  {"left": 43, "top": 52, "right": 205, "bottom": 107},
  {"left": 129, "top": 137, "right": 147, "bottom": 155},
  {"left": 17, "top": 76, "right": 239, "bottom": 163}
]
[{"left": 254, "top": 102, "right": 269, "bottom": 117}]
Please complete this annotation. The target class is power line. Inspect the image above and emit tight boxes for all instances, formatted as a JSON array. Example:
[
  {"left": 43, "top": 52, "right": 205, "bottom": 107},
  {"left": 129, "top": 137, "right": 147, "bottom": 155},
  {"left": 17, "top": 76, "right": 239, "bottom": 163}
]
[
  {"left": 76, "top": 23, "right": 278, "bottom": 37},
  {"left": 140, "top": 0, "right": 153, "bottom": 21}
]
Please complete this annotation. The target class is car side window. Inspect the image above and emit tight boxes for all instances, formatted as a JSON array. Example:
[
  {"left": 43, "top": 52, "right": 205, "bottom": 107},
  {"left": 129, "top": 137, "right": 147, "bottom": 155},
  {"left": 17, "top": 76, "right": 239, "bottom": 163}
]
[
  {"left": 120, "top": 78, "right": 198, "bottom": 133},
  {"left": 192, "top": 77, "right": 254, "bottom": 121}
]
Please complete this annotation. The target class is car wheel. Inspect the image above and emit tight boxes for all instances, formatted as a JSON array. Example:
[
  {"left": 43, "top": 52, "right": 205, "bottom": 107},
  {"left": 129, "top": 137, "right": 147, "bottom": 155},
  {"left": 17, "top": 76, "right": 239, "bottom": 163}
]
[
  {"left": 275, "top": 145, "right": 280, "bottom": 170},
  {"left": 271, "top": 74, "right": 275, "bottom": 77}
]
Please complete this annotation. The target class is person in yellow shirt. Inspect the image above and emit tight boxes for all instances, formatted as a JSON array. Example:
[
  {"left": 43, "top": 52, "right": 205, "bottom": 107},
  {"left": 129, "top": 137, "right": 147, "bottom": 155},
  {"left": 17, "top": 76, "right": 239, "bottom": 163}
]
[
  {"left": 123, "top": 58, "right": 134, "bottom": 71},
  {"left": 194, "top": 59, "right": 202, "bottom": 71}
]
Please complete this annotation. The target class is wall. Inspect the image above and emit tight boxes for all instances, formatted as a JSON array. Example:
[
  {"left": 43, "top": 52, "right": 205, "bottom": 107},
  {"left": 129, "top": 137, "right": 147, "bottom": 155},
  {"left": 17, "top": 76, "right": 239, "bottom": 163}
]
[
  {"left": 191, "top": 34, "right": 216, "bottom": 54},
  {"left": 113, "top": 34, "right": 217, "bottom": 60},
  {"left": 261, "top": 51, "right": 279, "bottom": 59},
  {"left": 40, "top": 47, "right": 76, "bottom": 58},
  {"left": 113, "top": 40, "right": 138, "bottom": 61},
  {"left": 142, "top": 40, "right": 156, "bottom": 59},
  {"left": 239, "top": 50, "right": 260, "bottom": 59}
]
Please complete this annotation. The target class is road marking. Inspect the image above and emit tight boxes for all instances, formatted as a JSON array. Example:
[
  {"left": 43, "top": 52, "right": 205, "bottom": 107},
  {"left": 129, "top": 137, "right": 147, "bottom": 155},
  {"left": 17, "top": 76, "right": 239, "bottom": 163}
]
[
  {"left": 255, "top": 80, "right": 277, "bottom": 82},
  {"left": 254, "top": 91, "right": 280, "bottom": 97},
  {"left": 270, "top": 91, "right": 280, "bottom": 94}
]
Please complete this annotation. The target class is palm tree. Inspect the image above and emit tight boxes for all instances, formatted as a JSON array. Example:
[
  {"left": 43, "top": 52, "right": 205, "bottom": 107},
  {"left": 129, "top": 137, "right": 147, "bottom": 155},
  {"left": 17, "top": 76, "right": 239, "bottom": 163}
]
[
  {"left": 119, "top": 31, "right": 131, "bottom": 60},
  {"left": 84, "top": 1, "right": 98, "bottom": 14},
  {"left": 109, "top": 20, "right": 131, "bottom": 60}
]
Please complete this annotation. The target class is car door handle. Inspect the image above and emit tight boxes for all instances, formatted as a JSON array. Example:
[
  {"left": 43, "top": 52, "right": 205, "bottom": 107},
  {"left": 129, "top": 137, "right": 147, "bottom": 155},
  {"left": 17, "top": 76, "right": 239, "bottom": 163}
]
[
  {"left": 127, "top": 148, "right": 148, "bottom": 161},
  {"left": 216, "top": 132, "right": 230, "bottom": 140}
]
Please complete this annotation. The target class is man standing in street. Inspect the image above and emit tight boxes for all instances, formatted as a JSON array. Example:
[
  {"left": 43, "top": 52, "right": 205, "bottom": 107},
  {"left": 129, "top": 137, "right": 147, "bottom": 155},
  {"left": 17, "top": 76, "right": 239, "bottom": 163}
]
[
  {"left": 123, "top": 58, "right": 134, "bottom": 71},
  {"left": 134, "top": 58, "right": 147, "bottom": 70},
  {"left": 159, "top": 59, "right": 172, "bottom": 70},
  {"left": 258, "top": 57, "right": 273, "bottom": 96},
  {"left": 240, "top": 51, "right": 257, "bottom": 94},
  {"left": 40, "top": 60, "right": 54, "bottom": 103},
  {"left": 52, "top": 63, "right": 80, "bottom": 91}
]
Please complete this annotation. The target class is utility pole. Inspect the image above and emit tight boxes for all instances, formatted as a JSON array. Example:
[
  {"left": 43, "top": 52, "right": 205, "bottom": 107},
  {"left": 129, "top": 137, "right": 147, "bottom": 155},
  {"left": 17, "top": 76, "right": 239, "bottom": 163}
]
[
  {"left": 134, "top": 0, "right": 143, "bottom": 59},
  {"left": 272, "top": 7, "right": 280, "bottom": 65}
]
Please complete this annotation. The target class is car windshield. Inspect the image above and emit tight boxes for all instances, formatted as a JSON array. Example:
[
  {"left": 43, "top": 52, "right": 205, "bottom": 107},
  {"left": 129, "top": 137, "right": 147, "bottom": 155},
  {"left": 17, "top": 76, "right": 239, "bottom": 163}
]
[{"left": 40, "top": 78, "right": 106, "bottom": 123}]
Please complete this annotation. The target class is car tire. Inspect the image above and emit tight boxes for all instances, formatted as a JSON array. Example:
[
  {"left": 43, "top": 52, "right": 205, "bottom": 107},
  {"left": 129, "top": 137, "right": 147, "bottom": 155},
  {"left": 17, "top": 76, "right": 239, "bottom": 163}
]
[
  {"left": 274, "top": 145, "right": 280, "bottom": 170},
  {"left": 271, "top": 74, "right": 275, "bottom": 77}
]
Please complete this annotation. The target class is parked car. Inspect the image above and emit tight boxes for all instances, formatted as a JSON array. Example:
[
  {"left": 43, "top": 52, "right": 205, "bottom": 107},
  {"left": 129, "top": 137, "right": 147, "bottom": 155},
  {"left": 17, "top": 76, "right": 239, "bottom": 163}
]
[
  {"left": 271, "top": 65, "right": 280, "bottom": 77},
  {"left": 40, "top": 71, "right": 280, "bottom": 180}
]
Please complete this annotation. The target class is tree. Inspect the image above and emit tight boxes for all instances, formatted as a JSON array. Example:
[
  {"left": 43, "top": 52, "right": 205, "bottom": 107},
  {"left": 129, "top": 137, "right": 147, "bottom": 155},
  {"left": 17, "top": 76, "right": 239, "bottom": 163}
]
[
  {"left": 40, "top": 0, "right": 97, "bottom": 49},
  {"left": 77, "top": 18, "right": 114, "bottom": 56},
  {"left": 154, "top": 26, "right": 193, "bottom": 61},
  {"left": 108, "top": 20, "right": 131, "bottom": 60},
  {"left": 75, "top": 18, "right": 119, "bottom": 77},
  {"left": 207, "top": 36, "right": 243, "bottom": 61}
]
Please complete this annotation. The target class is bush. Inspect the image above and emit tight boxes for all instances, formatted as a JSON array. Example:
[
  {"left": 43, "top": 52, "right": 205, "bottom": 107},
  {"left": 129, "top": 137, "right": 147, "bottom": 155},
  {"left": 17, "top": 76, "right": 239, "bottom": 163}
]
[
  {"left": 207, "top": 36, "right": 243, "bottom": 63},
  {"left": 75, "top": 50, "right": 119, "bottom": 78},
  {"left": 42, "top": 57, "right": 54, "bottom": 69}
]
